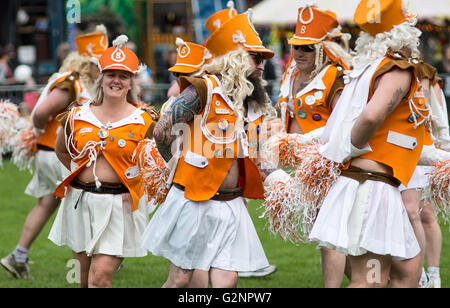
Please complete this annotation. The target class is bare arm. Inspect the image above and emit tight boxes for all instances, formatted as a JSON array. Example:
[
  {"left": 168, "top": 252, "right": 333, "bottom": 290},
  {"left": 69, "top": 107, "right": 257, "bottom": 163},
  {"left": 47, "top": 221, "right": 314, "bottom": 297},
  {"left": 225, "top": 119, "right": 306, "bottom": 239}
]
[
  {"left": 351, "top": 68, "right": 413, "bottom": 149},
  {"left": 330, "top": 91, "right": 341, "bottom": 110},
  {"left": 55, "top": 129, "right": 71, "bottom": 170},
  {"left": 153, "top": 85, "right": 203, "bottom": 162},
  {"left": 32, "top": 88, "right": 70, "bottom": 130}
]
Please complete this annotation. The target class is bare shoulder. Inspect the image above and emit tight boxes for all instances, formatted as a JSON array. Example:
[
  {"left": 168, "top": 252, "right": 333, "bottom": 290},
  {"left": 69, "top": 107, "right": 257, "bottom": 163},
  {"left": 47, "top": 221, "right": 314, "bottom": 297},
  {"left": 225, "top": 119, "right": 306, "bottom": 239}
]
[{"left": 373, "top": 67, "right": 413, "bottom": 93}]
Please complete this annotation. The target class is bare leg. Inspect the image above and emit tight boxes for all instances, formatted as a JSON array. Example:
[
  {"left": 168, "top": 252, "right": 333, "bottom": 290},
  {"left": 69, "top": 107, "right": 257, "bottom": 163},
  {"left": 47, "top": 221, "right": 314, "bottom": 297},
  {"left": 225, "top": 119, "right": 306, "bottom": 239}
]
[
  {"left": 88, "top": 254, "right": 123, "bottom": 288},
  {"left": 420, "top": 203, "right": 441, "bottom": 268},
  {"left": 400, "top": 189, "right": 426, "bottom": 255},
  {"left": 72, "top": 251, "right": 91, "bottom": 288},
  {"left": 210, "top": 268, "right": 238, "bottom": 288},
  {"left": 390, "top": 254, "right": 422, "bottom": 288},
  {"left": 390, "top": 189, "right": 424, "bottom": 287},
  {"left": 347, "top": 253, "right": 391, "bottom": 288},
  {"left": 188, "top": 270, "right": 209, "bottom": 288},
  {"left": 18, "top": 194, "right": 61, "bottom": 248},
  {"left": 321, "top": 248, "right": 346, "bottom": 288},
  {"left": 162, "top": 262, "right": 194, "bottom": 288}
]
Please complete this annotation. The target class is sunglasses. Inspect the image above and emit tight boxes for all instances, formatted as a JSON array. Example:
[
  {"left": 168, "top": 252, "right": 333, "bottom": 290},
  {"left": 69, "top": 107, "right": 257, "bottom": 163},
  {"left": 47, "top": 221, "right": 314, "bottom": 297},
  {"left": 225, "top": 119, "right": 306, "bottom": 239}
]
[
  {"left": 248, "top": 52, "right": 265, "bottom": 65},
  {"left": 172, "top": 72, "right": 187, "bottom": 78},
  {"left": 293, "top": 45, "right": 315, "bottom": 52}
]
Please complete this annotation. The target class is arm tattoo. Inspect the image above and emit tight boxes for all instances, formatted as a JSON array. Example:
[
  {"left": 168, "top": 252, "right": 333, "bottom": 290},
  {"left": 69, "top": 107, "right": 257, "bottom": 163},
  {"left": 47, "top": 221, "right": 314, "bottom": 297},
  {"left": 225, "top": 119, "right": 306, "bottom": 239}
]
[
  {"left": 171, "top": 85, "right": 202, "bottom": 125},
  {"left": 387, "top": 87, "right": 405, "bottom": 113},
  {"left": 153, "top": 85, "right": 202, "bottom": 162}
]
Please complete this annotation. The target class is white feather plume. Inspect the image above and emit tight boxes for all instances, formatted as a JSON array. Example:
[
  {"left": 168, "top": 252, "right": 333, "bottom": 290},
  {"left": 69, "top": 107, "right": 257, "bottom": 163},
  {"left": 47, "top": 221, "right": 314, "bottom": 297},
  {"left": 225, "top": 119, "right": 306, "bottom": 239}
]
[
  {"left": 175, "top": 37, "right": 185, "bottom": 47},
  {"left": 113, "top": 35, "right": 128, "bottom": 49},
  {"left": 95, "top": 24, "right": 107, "bottom": 34}
]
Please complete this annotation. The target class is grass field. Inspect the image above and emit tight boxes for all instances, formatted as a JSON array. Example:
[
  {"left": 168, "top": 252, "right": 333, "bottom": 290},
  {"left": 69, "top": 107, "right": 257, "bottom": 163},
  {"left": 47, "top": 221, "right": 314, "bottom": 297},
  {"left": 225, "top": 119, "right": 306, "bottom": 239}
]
[{"left": 0, "top": 158, "right": 448, "bottom": 288}]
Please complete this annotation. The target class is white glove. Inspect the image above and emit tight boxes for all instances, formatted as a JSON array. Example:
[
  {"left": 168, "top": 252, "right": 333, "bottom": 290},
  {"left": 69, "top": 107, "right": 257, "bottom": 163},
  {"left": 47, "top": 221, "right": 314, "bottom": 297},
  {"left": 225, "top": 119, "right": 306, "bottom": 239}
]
[
  {"left": 436, "top": 130, "right": 450, "bottom": 152},
  {"left": 264, "top": 169, "right": 291, "bottom": 188},
  {"left": 418, "top": 144, "right": 450, "bottom": 166},
  {"left": 297, "top": 127, "right": 325, "bottom": 145},
  {"left": 343, "top": 143, "right": 372, "bottom": 163},
  {"left": 32, "top": 126, "right": 45, "bottom": 138}
]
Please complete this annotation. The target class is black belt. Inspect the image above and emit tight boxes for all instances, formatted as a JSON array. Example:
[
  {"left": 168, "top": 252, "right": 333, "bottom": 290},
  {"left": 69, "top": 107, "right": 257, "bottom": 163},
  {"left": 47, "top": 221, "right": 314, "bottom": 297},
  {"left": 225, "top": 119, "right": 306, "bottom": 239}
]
[
  {"left": 37, "top": 144, "right": 54, "bottom": 152},
  {"left": 71, "top": 179, "right": 129, "bottom": 194},
  {"left": 341, "top": 166, "right": 401, "bottom": 188},
  {"left": 173, "top": 183, "right": 243, "bottom": 201}
]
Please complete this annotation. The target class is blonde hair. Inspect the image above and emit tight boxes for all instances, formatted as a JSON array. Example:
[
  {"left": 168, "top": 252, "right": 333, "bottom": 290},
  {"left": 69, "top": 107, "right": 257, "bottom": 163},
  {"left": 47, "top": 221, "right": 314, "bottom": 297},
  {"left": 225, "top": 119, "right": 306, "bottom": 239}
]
[
  {"left": 322, "top": 40, "right": 353, "bottom": 69},
  {"left": 59, "top": 51, "right": 97, "bottom": 94},
  {"left": 199, "top": 48, "right": 277, "bottom": 133},
  {"left": 353, "top": 19, "right": 421, "bottom": 70},
  {"left": 91, "top": 72, "right": 140, "bottom": 105}
]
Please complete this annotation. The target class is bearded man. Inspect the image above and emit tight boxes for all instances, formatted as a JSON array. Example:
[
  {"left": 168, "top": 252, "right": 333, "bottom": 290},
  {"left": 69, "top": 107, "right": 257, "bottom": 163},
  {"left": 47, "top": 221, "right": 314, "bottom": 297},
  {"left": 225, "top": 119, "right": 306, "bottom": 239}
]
[{"left": 141, "top": 11, "right": 286, "bottom": 288}]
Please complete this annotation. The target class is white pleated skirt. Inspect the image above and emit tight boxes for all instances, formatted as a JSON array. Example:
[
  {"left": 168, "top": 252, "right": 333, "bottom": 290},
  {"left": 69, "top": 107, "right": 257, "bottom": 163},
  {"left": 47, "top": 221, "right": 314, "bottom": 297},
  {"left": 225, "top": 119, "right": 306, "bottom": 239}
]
[
  {"left": 48, "top": 186, "right": 149, "bottom": 258},
  {"left": 399, "top": 165, "right": 432, "bottom": 192},
  {"left": 141, "top": 186, "right": 269, "bottom": 272},
  {"left": 25, "top": 150, "right": 69, "bottom": 198},
  {"left": 308, "top": 176, "right": 420, "bottom": 260}
]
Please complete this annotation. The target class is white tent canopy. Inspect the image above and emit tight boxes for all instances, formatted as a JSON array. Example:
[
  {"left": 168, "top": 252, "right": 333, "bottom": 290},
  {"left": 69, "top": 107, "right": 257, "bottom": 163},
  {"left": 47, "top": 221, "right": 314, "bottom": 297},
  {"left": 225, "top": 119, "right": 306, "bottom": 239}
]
[{"left": 251, "top": 0, "right": 450, "bottom": 25}]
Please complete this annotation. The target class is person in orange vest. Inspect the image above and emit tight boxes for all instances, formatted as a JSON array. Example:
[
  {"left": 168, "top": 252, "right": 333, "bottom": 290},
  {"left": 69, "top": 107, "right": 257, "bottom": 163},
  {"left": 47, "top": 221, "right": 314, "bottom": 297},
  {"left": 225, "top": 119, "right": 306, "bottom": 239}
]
[
  {"left": 418, "top": 75, "right": 450, "bottom": 288},
  {"left": 1, "top": 25, "right": 108, "bottom": 280},
  {"left": 141, "top": 10, "right": 287, "bottom": 288},
  {"left": 48, "top": 35, "right": 159, "bottom": 288},
  {"left": 307, "top": 0, "right": 448, "bottom": 288},
  {"left": 393, "top": 60, "right": 448, "bottom": 288},
  {"left": 276, "top": 5, "right": 352, "bottom": 288}
]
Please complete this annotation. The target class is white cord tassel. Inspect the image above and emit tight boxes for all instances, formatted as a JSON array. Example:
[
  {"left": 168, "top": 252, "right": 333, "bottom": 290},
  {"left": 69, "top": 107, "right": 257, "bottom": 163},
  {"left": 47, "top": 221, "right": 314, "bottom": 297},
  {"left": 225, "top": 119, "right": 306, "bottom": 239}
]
[{"left": 65, "top": 109, "right": 104, "bottom": 188}]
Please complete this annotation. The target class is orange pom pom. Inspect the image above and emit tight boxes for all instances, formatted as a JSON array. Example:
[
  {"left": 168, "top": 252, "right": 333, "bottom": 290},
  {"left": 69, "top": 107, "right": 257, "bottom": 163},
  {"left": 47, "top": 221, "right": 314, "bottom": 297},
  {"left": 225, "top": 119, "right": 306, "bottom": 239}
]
[
  {"left": 134, "top": 139, "right": 170, "bottom": 205},
  {"left": 424, "top": 160, "right": 450, "bottom": 224}
]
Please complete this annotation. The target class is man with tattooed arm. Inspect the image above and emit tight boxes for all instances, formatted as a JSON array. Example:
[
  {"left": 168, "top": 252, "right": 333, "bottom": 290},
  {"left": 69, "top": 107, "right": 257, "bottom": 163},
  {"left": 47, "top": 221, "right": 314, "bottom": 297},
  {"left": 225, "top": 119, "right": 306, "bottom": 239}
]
[{"left": 141, "top": 11, "right": 287, "bottom": 288}]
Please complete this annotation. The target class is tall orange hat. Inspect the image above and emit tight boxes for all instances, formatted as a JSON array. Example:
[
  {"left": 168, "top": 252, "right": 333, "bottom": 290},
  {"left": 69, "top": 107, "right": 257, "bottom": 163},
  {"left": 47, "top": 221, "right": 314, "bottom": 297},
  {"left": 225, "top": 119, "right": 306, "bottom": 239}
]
[
  {"left": 99, "top": 35, "right": 141, "bottom": 75},
  {"left": 354, "top": 0, "right": 416, "bottom": 36},
  {"left": 205, "top": 0, "right": 238, "bottom": 34},
  {"left": 168, "top": 38, "right": 212, "bottom": 74},
  {"left": 205, "top": 10, "right": 274, "bottom": 59},
  {"left": 288, "top": 6, "right": 340, "bottom": 46},
  {"left": 75, "top": 24, "right": 109, "bottom": 59},
  {"left": 323, "top": 10, "right": 344, "bottom": 39}
]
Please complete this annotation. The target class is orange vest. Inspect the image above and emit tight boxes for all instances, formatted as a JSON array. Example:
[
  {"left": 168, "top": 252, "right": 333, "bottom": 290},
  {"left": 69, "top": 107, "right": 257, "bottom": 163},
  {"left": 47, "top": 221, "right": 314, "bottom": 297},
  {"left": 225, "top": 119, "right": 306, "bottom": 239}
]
[
  {"left": 53, "top": 103, "right": 155, "bottom": 211},
  {"left": 278, "top": 64, "right": 344, "bottom": 133},
  {"left": 37, "top": 72, "right": 91, "bottom": 149},
  {"left": 358, "top": 56, "right": 430, "bottom": 186},
  {"left": 173, "top": 75, "right": 265, "bottom": 201}
]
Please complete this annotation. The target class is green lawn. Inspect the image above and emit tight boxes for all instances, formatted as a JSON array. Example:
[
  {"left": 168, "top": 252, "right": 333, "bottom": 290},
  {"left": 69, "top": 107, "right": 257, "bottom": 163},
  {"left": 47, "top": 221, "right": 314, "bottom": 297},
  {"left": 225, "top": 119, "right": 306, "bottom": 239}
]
[{"left": 0, "top": 158, "right": 447, "bottom": 288}]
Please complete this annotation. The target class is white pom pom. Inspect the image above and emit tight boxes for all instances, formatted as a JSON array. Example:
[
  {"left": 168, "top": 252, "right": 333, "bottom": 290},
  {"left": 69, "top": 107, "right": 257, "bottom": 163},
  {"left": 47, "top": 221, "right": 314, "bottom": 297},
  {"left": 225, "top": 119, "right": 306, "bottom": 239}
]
[
  {"left": 95, "top": 24, "right": 107, "bottom": 34},
  {"left": 175, "top": 37, "right": 185, "bottom": 47},
  {"left": 113, "top": 35, "right": 129, "bottom": 48},
  {"left": 227, "top": 1, "right": 234, "bottom": 9}
]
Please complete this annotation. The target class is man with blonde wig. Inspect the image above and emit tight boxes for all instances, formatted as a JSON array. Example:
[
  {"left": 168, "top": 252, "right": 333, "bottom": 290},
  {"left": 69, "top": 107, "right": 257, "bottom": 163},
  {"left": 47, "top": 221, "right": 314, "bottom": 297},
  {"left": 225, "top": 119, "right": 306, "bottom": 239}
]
[
  {"left": 275, "top": 5, "right": 352, "bottom": 288},
  {"left": 306, "top": 0, "right": 442, "bottom": 287},
  {"left": 141, "top": 10, "right": 287, "bottom": 288}
]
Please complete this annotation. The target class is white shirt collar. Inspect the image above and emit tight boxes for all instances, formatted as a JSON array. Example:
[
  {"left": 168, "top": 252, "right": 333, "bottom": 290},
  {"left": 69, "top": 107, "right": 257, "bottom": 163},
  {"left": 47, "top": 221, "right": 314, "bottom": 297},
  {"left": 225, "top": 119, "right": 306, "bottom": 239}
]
[{"left": 75, "top": 101, "right": 145, "bottom": 129}]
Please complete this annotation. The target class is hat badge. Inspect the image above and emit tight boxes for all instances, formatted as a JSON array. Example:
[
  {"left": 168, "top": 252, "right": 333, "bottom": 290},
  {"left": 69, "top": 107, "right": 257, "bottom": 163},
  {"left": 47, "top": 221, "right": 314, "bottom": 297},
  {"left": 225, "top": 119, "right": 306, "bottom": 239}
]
[
  {"left": 179, "top": 45, "right": 190, "bottom": 58},
  {"left": 299, "top": 6, "right": 314, "bottom": 25},
  {"left": 111, "top": 48, "right": 126, "bottom": 62},
  {"left": 232, "top": 30, "right": 246, "bottom": 44}
]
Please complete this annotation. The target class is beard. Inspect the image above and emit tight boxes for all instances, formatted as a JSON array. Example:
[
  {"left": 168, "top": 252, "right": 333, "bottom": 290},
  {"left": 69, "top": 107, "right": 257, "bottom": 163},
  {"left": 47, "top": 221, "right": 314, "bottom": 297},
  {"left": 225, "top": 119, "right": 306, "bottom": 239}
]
[{"left": 244, "top": 70, "right": 268, "bottom": 109}]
